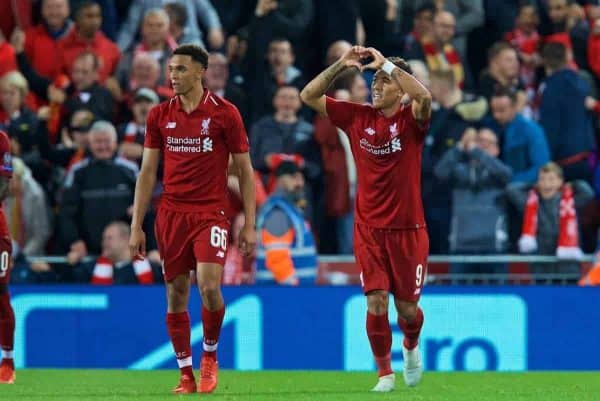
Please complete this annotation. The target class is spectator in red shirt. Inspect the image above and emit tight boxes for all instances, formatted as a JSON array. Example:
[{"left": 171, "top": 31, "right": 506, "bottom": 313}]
[
  {"left": 56, "top": 1, "right": 120, "bottom": 83},
  {"left": 23, "top": 0, "right": 73, "bottom": 83},
  {"left": 0, "top": 32, "right": 17, "bottom": 77}
]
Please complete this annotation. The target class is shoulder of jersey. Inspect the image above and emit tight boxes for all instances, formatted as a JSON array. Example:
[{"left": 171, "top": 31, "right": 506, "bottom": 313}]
[{"left": 158, "top": 93, "right": 236, "bottom": 113}]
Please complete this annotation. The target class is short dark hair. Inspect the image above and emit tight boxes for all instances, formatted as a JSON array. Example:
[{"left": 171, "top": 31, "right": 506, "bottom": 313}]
[
  {"left": 492, "top": 85, "right": 518, "bottom": 103},
  {"left": 173, "top": 44, "right": 209, "bottom": 69},
  {"left": 74, "top": 0, "right": 100, "bottom": 18},
  {"left": 388, "top": 57, "right": 413, "bottom": 75},
  {"left": 415, "top": 1, "right": 436, "bottom": 16},
  {"left": 487, "top": 41, "right": 515, "bottom": 62},
  {"left": 164, "top": 2, "right": 187, "bottom": 28},
  {"left": 541, "top": 42, "right": 567, "bottom": 70}
]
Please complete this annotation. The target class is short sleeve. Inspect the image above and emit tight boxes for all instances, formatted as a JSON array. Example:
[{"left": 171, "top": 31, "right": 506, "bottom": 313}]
[
  {"left": 224, "top": 104, "right": 250, "bottom": 154},
  {"left": 325, "top": 96, "right": 363, "bottom": 131},
  {"left": 144, "top": 106, "right": 163, "bottom": 149}
]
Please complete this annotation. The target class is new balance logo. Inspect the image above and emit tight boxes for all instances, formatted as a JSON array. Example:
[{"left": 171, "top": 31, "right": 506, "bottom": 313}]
[
  {"left": 166, "top": 122, "right": 176, "bottom": 128},
  {"left": 391, "top": 137, "right": 402, "bottom": 152},
  {"left": 216, "top": 251, "right": 225, "bottom": 258},
  {"left": 202, "top": 137, "right": 213, "bottom": 152}
]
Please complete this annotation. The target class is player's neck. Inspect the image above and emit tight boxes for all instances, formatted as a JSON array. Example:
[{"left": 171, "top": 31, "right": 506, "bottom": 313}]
[
  {"left": 379, "top": 102, "right": 402, "bottom": 118},
  {"left": 179, "top": 86, "right": 205, "bottom": 113}
]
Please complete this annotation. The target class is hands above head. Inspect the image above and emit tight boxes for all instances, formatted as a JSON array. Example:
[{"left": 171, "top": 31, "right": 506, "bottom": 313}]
[{"left": 338, "top": 46, "right": 404, "bottom": 73}]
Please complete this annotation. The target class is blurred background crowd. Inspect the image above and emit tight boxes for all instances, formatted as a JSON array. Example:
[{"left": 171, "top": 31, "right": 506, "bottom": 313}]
[{"left": 1, "top": 0, "right": 600, "bottom": 285}]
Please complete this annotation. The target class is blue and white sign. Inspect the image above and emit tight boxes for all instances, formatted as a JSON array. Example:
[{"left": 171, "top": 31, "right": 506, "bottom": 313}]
[{"left": 8, "top": 286, "right": 600, "bottom": 370}]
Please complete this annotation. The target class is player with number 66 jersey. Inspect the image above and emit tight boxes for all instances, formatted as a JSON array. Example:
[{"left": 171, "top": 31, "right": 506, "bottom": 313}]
[{"left": 128, "top": 45, "right": 256, "bottom": 395}]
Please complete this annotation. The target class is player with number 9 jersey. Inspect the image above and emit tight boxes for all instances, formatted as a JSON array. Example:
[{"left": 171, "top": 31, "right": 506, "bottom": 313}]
[
  {"left": 0, "top": 130, "right": 15, "bottom": 384},
  {"left": 300, "top": 46, "right": 432, "bottom": 392}
]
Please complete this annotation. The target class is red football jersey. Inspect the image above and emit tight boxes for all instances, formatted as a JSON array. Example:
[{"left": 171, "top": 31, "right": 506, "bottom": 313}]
[
  {"left": 325, "top": 97, "right": 428, "bottom": 229},
  {"left": 145, "top": 90, "right": 250, "bottom": 214},
  {"left": 0, "top": 130, "right": 11, "bottom": 239}
]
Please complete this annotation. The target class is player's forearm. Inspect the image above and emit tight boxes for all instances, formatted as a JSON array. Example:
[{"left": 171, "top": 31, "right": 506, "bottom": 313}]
[
  {"left": 131, "top": 170, "right": 156, "bottom": 229},
  {"left": 238, "top": 165, "right": 256, "bottom": 227},
  {"left": 300, "top": 61, "right": 347, "bottom": 102},
  {"left": 390, "top": 67, "right": 431, "bottom": 103}
]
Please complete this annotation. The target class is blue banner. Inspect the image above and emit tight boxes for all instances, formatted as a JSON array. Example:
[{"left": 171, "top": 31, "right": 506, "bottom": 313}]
[{"left": 8, "top": 285, "right": 600, "bottom": 371}]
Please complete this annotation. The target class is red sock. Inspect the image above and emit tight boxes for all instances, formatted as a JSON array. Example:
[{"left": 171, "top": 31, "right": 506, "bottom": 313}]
[
  {"left": 0, "top": 294, "right": 14, "bottom": 368},
  {"left": 398, "top": 307, "right": 424, "bottom": 350},
  {"left": 366, "top": 312, "right": 393, "bottom": 377},
  {"left": 166, "top": 312, "right": 194, "bottom": 379},
  {"left": 202, "top": 306, "right": 225, "bottom": 360}
]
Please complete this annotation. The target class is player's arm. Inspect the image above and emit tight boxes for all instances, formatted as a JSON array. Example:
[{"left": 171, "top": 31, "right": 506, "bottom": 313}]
[
  {"left": 231, "top": 152, "right": 257, "bottom": 256},
  {"left": 300, "top": 46, "right": 364, "bottom": 116},
  {"left": 129, "top": 148, "right": 160, "bottom": 258},
  {"left": 363, "top": 47, "right": 432, "bottom": 122}
]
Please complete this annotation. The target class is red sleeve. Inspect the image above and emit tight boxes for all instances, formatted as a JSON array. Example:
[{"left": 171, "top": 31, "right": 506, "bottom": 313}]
[
  {"left": 588, "top": 33, "right": 600, "bottom": 78},
  {"left": 224, "top": 104, "right": 250, "bottom": 153},
  {"left": 144, "top": 106, "right": 163, "bottom": 149},
  {"left": 325, "top": 96, "right": 362, "bottom": 131}
]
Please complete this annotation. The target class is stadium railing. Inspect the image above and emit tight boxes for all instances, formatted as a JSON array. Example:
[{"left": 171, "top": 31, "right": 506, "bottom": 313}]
[{"left": 24, "top": 254, "right": 594, "bottom": 285}]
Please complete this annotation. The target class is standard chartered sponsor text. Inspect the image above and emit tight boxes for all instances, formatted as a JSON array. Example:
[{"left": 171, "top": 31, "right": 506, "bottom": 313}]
[{"left": 167, "top": 136, "right": 213, "bottom": 153}]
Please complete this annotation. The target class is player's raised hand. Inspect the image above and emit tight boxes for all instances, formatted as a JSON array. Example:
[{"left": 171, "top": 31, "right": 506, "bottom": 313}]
[
  {"left": 129, "top": 226, "right": 147, "bottom": 259},
  {"left": 360, "top": 47, "right": 387, "bottom": 71},
  {"left": 339, "top": 46, "right": 365, "bottom": 70},
  {"left": 238, "top": 224, "right": 257, "bottom": 257}
]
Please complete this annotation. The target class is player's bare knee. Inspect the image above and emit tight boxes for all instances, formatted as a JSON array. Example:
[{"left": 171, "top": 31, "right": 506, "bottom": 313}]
[
  {"left": 395, "top": 299, "right": 417, "bottom": 321},
  {"left": 198, "top": 280, "right": 221, "bottom": 298},
  {"left": 367, "top": 291, "right": 389, "bottom": 315}
]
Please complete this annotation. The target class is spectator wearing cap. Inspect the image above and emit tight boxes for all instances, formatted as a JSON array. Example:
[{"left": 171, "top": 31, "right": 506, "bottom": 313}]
[
  {"left": 117, "top": 87, "right": 159, "bottom": 166},
  {"left": 256, "top": 156, "right": 317, "bottom": 285}
]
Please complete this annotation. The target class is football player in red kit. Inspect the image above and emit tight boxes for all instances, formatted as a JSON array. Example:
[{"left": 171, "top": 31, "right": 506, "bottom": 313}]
[
  {"left": 301, "top": 46, "right": 432, "bottom": 392},
  {"left": 0, "top": 130, "right": 14, "bottom": 384},
  {"left": 129, "top": 45, "right": 256, "bottom": 394}
]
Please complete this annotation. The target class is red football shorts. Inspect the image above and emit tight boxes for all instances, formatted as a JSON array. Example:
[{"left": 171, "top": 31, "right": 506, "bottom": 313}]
[
  {"left": 155, "top": 208, "right": 231, "bottom": 281},
  {"left": 0, "top": 237, "right": 12, "bottom": 285},
  {"left": 354, "top": 224, "right": 428, "bottom": 302}
]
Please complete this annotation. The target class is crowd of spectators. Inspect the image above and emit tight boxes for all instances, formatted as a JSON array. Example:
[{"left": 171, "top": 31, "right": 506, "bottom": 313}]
[{"left": 1, "top": 0, "right": 600, "bottom": 284}]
